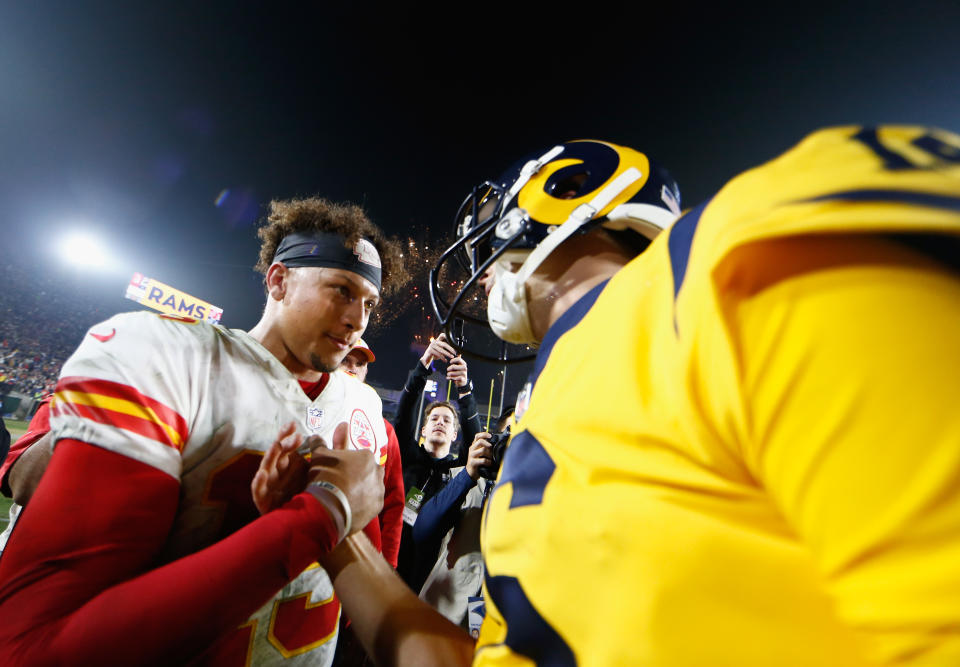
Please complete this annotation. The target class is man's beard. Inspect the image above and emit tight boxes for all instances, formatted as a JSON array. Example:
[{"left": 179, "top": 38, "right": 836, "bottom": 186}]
[
  {"left": 424, "top": 436, "right": 451, "bottom": 457},
  {"left": 311, "top": 352, "right": 341, "bottom": 373}
]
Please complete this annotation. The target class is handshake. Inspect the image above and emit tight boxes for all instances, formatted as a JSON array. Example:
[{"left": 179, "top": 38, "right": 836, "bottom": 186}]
[{"left": 251, "top": 421, "right": 385, "bottom": 542}]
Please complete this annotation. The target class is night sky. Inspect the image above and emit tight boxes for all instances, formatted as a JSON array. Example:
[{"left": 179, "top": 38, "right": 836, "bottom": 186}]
[{"left": 2, "top": 1, "right": 958, "bottom": 396}]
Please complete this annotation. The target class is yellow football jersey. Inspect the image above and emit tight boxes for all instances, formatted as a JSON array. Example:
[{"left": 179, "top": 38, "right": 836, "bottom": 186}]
[{"left": 476, "top": 126, "right": 960, "bottom": 666}]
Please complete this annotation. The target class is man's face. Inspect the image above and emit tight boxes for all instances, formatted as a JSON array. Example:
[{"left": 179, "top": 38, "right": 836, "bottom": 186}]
[
  {"left": 339, "top": 349, "right": 369, "bottom": 382},
  {"left": 421, "top": 405, "right": 457, "bottom": 457},
  {"left": 277, "top": 266, "right": 380, "bottom": 373}
]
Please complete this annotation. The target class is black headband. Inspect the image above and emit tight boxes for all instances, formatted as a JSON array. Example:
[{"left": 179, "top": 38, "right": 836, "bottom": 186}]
[{"left": 273, "top": 231, "right": 382, "bottom": 292}]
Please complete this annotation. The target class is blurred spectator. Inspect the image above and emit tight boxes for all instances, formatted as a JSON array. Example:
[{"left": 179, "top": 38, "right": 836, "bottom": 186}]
[
  {"left": 0, "top": 417, "right": 9, "bottom": 480},
  {"left": 0, "top": 397, "right": 54, "bottom": 554},
  {"left": 413, "top": 408, "right": 513, "bottom": 627}
]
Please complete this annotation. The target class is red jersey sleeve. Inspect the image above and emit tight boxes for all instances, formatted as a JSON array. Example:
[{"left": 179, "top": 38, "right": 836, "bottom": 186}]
[
  {"left": 0, "top": 440, "right": 339, "bottom": 665},
  {"left": 0, "top": 397, "right": 52, "bottom": 497},
  {"left": 379, "top": 420, "right": 404, "bottom": 568}
]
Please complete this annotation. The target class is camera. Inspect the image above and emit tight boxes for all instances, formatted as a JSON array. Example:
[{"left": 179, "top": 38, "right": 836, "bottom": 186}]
[{"left": 478, "top": 431, "right": 510, "bottom": 480}]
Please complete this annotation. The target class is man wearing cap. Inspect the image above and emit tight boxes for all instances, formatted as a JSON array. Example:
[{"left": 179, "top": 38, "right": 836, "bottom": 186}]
[
  {"left": 0, "top": 197, "right": 406, "bottom": 666},
  {"left": 339, "top": 337, "right": 375, "bottom": 377},
  {"left": 339, "top": 338, "right": 404, "bottom": 569}
]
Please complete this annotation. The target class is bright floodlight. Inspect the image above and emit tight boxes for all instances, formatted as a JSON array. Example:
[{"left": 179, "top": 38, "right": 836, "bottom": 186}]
[{"left": 59, "top": 232, "right": 111, "bottom": 268}]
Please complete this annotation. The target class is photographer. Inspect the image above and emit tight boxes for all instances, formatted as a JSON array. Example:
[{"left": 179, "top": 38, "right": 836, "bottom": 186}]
[
  {"left": 412, "top": 409, "right": 512, "bottom": 628},
  {"left": 394, "top": 333, "right": 481, "bottom": 592}
]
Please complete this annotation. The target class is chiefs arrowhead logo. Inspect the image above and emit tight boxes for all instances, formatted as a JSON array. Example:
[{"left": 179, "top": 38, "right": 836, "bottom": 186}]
[
  {"left": 89, "top": 328, "right": 116, "bottom": 343},
  {"left": 353, "top": 238, "right": 381, "bottom": 268},
  {"left": 349, "top": 408, "right": 376, "bottom": 453}
]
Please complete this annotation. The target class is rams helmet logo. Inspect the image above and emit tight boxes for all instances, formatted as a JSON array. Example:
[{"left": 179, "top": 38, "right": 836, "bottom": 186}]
[{"left": 430, "top": 139, "right": 681, "bottom": 362}]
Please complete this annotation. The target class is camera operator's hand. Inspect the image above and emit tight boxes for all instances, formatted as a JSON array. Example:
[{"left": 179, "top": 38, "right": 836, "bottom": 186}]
[
  {"left": 446, "top": 356, "right": 469, "bottom": 388},
  {"left": 420, "top": 333, "right": 457, "bottom": 369},
  {"left": 466, "top": 432, "right": 493, "bottom": 481}
]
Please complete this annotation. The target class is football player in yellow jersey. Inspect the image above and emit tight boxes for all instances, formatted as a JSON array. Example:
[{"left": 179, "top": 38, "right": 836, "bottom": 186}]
[{"left": 317, "top": 127, "right": 960, "bottom": 666}]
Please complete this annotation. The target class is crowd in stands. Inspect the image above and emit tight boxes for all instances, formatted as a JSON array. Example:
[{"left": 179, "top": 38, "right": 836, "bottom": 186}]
[{"left": 0, "top": 263, "right": 112, "bottom": 399}]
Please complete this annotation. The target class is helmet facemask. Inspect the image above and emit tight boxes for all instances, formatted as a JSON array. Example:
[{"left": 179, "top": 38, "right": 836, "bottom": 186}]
[{"left": 430, "top": 140, "right": 681, "bottom": 363}]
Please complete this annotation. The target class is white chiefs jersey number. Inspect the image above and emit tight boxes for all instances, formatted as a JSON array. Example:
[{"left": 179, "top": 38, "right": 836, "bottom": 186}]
[{"left": 51, "top": 311, "right": 387, "bottom": 666}]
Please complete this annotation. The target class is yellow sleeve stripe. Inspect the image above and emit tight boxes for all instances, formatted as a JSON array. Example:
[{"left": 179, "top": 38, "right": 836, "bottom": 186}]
[{"left": 53, "top": 377, "right": 188, "bottom": 450}]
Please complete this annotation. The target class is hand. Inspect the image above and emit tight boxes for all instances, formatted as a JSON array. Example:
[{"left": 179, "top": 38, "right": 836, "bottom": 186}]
[
  {"left": 446, "top": 355, "right": 469, "bottom": 388},
  {"left": 309, "top": 422, "right": 385, "bottom": 536},
  {"left": 420, "top": 333, "right": 457, "bottom": 369},
  {"left": 252, "top": 422, "right": 310, "bottom": 515},
  {"left": 465, "top": 432, "right": 493, "bottom": 480}
]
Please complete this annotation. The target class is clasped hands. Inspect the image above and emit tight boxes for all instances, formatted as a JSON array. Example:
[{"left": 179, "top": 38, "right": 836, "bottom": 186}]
[{"left": 251, "top": 421, "right": 384, "bottom": 537}]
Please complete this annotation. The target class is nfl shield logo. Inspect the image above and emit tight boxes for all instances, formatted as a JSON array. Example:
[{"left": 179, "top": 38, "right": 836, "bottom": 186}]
[
  {"left": 514, "top": 381, "right": 532, "bottom": 420},
  {"left": 306, "top": 406, "right": 324, "bottom": 431}
]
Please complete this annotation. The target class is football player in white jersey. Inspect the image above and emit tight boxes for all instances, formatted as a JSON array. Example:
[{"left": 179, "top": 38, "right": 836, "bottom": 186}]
[{"left": 0, "top": 196, "right": 406, "bottom": 666}]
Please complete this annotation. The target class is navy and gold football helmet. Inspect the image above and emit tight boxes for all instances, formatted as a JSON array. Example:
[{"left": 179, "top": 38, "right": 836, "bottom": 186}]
[{"left": 430, "top": 139, "right": 681, "bottom": 363}]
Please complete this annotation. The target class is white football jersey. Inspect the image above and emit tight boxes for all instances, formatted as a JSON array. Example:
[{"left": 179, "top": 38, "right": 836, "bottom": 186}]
[{"left": 50, "top": 311, "right": 386, "bottom": 666}]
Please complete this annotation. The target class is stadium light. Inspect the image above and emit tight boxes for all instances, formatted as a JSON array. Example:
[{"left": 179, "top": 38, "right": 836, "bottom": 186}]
[{"left": 57, "top": 231, "right": 113, "bottom": 269}]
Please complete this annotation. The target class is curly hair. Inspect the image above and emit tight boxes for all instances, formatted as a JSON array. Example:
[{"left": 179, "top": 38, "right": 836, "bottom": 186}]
[{"left": 255, "top": 197, "right": 408, "bottom": 295}]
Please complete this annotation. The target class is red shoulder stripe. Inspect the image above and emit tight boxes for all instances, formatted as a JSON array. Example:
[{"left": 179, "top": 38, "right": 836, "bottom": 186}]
[
  {"left": 52, "top": 401, "right": 183, "bottom": 450},
  {"left": 53, "top": 376, "right": 189, "bottom": 450}
]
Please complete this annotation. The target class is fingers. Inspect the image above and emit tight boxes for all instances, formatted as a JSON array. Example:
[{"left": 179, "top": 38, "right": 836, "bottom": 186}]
[
  {"left": 430, "top": 337, "right": 457, "bottom": 360},
  {"left": 469, "top": 446, "right": 491, "bottom": 464},
  {"left": 261, "top": 422, "right": 299, "bottom": 470},
  {"left": 471, "top": 447, "right": 491, "bottom": 466},
  {"left": 252, "top": 422, "right": 313, "bottom": 515},
  {"left": 308, "top": 444, "right": 384, "bottom": 535},
  {"left": 331, "top": 422, "right": 349, "bottom": 451},
  {"left": 309, "top": 423, "right": 350, "bottom": 465},
  {"left": 277, "top": 421, "right": 297, "bottom": 439},
  {"left": 281, "top": 431, "right": 304, "bottom": 453},
  {"left": 447, "top": 362, "right": 468, "bottom": 386},
  {"left": 304, "top": 434, "right": 326, "bottom": 457},
  {"left": 466, "top": 443, "right": 492, "bottom": 479}
]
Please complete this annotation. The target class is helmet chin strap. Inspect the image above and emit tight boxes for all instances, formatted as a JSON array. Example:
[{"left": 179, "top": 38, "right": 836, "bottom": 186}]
[
  {"left": 486, "top": 166, "right": 644, "bottom": 345},
  {"left": 487, "top": 263, "right": 536, "bottom": 344},
  {"left": 506, "top": 145, "right": 565, "bottom": 202}
]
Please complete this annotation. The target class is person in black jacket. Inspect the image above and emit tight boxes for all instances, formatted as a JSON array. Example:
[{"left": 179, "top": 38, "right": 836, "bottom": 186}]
[
  {"left": 0, "top": 417, "right": 9, "bottom": 476},
  {"left": 393, "top": 333, "right": 481, "bottom": 592},
  {"left": 411, "top": 407, "right": 513, "bottom": 628}
]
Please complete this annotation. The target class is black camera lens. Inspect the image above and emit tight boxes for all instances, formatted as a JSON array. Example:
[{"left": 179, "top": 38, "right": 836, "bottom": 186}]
[{"left": 478, "top": 432, "right": 509, "bottom": 480}]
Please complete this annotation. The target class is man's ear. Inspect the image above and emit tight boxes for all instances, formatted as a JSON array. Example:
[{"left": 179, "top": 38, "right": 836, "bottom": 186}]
[{"left": 265, "top": 263, "right": 288, "bottom": 302}]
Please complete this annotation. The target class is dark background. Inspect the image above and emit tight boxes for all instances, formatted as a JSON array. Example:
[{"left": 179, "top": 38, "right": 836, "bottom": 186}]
[{"left": 2, "top": 1, "right": 958, "bottom": 396}]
